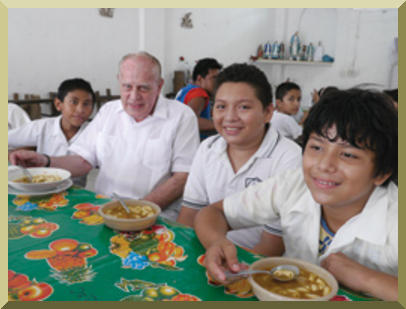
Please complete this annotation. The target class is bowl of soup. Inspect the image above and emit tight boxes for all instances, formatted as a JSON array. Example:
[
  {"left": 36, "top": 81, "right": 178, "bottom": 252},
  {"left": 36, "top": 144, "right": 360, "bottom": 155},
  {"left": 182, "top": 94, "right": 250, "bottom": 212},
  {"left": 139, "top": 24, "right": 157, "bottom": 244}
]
[
  {"left": 248, "top": 257, "right": 338, "bottom": 301},
  {"left": 8, "top": 166, "right": 71, "bottom": 192},
  {"left": 99, "top": 199, "right": 161, "bottom": 231}
]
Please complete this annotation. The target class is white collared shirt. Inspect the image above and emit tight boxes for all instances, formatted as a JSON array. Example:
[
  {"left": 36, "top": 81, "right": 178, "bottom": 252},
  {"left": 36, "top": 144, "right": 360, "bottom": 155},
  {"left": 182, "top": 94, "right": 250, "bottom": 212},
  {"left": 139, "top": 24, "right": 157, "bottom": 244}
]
[
  {"left": 8, "top": 115, "right": 88, "bottom": 187},
  {"left": 8, "top": 103, "right": 31, "bottom": 129},
  {"left": 69, "top": 96, "right": 200, "bottom": 208},
  {"left": 224, "top": 168, "right": 398, "bottom": 276},
  {"left": 183, "top": 127, "right": 302, "bottom": 210},
  {"left": 271, "top": 110, "right": 302, "bottom": 140},
  {"left": 183, "top": 127, "right": 302, "bottom": 247}
]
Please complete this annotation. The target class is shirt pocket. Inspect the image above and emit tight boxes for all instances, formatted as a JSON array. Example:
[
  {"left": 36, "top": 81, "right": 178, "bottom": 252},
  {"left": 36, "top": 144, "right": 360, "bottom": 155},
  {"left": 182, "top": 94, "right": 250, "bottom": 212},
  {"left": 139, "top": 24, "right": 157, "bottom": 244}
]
[
  {"left": 96, "top": 134, "right": 117, "bottom": 161},
  {"left": 142, "top": 138, "right": 171, "bottom": 170}
]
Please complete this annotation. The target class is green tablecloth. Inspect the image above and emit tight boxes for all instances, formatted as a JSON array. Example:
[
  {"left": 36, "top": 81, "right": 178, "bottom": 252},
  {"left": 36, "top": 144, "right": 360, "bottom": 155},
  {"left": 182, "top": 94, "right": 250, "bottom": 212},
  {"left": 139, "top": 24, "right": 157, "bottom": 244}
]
[{"left": 8, "top": 186, "right": 374, "bottom": 301}]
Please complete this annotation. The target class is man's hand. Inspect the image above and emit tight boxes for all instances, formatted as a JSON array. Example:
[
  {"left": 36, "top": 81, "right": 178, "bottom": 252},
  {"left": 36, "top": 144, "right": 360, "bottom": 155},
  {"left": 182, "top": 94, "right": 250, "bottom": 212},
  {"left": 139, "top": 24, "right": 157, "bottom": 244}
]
[
  {"left": 204, "top": 237, "right": 245, "bottom": 284},
  {"left": 321, "top": 252, "right": 398, "bottom": 300},
  {"left": 9, "top": 150, "right": 47, "bottom": 167}
]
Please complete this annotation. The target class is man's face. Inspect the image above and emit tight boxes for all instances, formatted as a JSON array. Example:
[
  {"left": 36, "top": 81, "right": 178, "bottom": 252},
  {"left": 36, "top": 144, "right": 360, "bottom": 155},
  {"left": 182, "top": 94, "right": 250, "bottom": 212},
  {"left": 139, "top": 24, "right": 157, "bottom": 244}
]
[
  {"left": 118, "top": 56, "right": 163, "bottom": 122},
  {"left": 276, "top": 89, "right": 301, "bottom": 115},
  {"left": 199, "top": 68, "right": 220, "bottom": 95}
]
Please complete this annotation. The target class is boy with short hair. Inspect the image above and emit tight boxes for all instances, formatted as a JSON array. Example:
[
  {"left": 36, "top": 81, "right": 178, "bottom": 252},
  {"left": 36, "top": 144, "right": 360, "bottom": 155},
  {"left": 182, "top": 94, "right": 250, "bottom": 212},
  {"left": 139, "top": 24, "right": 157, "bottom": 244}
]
[
  {"left": 8, "top": 78, "right": 95, "bottom": 187},
  {"left": 176, "top": 58, "right": 222, "bottom": 140},
  {"left": 195, "top": 89, "right": 398, "bottom": 301},
  {"left": 271, "top": 81, "right": 302, "bottom": 140}
]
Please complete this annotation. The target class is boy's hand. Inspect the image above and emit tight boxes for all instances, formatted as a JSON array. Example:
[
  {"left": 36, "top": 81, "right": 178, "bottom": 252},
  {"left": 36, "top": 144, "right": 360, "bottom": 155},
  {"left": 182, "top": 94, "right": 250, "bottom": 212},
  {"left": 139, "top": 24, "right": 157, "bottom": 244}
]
[
  {"left": 9, "top": 150, "right": 47, "bottom": 167},
  {"left": 204, "top": 237, "right": 245, "bottom": 284}
]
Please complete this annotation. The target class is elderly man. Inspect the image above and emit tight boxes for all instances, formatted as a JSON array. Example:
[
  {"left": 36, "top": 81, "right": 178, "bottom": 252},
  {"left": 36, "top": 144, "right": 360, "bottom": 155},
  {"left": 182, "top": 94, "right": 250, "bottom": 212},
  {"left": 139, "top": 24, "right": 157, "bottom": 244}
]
[{"left": 10, "top": 52, "right": 200, "bottom": 220}]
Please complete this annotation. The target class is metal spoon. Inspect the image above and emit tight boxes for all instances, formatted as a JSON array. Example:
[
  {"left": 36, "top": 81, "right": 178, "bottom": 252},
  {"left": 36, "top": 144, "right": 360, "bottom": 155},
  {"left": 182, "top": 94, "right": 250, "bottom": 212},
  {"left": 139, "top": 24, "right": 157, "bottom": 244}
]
[
  {"left": 14, "top": 165, "right": 33, "bottom": 183},
  {"left": 112, "top": 193, "right": 131, "bottom": 214},
  {"left": 224, "top": 264, "right": 299, "bottom": 282}
]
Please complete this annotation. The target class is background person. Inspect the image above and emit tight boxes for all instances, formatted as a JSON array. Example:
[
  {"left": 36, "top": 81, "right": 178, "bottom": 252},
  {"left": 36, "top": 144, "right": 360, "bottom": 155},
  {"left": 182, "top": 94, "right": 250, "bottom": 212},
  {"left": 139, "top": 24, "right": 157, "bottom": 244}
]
[{"left": 176, "top": 58, "right": 222, "bottom": 140}]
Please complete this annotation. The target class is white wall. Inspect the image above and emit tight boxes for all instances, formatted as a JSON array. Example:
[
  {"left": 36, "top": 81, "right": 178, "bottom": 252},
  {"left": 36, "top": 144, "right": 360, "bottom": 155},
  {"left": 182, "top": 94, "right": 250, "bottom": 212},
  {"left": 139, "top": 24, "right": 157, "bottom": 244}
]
[
  {"left": 8, "top": 8, "right": 398, "bottom": 110},
  {"left": 162, "top": 8, "right": 276, "bottom": 95},
  {"left": 8, "top": 8, "right": 140, "bottom": 99}
]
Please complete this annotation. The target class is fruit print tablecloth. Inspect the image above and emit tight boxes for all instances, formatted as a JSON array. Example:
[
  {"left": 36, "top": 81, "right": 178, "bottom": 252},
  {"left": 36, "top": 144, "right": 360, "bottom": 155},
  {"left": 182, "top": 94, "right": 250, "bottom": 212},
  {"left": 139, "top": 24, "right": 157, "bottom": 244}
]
[{"left": 8, "top": 186, "right": 374, "bottom": 301}]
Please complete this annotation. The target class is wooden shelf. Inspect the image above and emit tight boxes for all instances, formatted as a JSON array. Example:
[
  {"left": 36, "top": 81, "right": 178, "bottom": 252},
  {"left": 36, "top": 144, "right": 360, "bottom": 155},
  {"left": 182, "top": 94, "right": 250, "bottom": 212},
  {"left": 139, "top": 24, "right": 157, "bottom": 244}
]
[{"left": 255, "top": 59, "right": 333, "bottom": 66}]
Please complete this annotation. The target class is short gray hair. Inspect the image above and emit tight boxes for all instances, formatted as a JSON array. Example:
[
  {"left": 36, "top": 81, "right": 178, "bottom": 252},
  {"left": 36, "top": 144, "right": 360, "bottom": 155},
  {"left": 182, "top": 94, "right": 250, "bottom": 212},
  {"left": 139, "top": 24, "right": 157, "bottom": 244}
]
[{"left": 118, "top": 51, "right": 162, "bottom": 80}]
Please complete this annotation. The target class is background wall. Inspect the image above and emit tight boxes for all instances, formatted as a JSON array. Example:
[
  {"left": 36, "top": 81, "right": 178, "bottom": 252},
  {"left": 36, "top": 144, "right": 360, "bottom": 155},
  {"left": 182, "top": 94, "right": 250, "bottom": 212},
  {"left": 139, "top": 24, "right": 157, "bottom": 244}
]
[{"left": 8, "top": 8, "right": 398, "bottom": 109}]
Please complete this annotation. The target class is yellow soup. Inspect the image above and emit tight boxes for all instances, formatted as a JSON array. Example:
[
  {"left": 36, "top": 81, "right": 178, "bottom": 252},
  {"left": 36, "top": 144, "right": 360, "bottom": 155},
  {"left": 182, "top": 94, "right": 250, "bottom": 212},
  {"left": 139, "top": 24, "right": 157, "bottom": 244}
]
[
  {"left": 104, "top": 204, "right": 156, "bottom": 219},
  {"left": 14, "top": 175, "right": 62, "bottom": 183},
  {"left": 253, "top": 266, "right": 331, "bottom": 299}
]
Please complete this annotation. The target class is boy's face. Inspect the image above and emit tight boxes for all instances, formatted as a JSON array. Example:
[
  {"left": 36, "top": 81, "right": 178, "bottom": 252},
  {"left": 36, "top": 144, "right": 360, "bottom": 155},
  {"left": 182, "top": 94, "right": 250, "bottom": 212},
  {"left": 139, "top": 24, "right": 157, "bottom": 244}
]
[
  {"left": 302, "top": 126, "right": 390, "bottom": 212},
  {"left": 276, "top": 89, "right": 301, "bottom": 115},
  {"left": 198, "top": 68, "right": 220, "bottom": 95},
  {"left": 55, "top": 89, "right": 93, "bottom": 129},
  {"left": 213, "top": 82, "right": 272, "bottom": 149}
]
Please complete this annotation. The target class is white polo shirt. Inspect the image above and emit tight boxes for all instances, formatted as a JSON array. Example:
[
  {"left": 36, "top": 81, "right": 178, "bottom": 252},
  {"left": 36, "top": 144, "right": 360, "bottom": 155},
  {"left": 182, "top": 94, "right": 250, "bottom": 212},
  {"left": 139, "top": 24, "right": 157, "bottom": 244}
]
[
  {"left": 8, "top": 115, "right": 88, "bottom": 187},
  {"left": 270, "top": 110, "right": 302, "bottom": 140},
  {"left": 8, "top": 103, "right": 31, "bottom": 129},
  {"left": 69, "top": 96, "right": 200, "bottom": 214},
  {"left": 183, "top": 127, "right": 302, "bottom": 247},
  {"left": 224, "top": 168, "right": 398, "bottom": 276}
]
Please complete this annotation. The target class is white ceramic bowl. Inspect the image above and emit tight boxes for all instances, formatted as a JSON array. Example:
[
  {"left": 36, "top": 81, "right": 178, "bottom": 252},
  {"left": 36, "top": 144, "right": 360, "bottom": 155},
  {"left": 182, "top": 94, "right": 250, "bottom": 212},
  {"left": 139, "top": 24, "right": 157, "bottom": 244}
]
[
  {"left": 248, "top": 257, "right": 338, "bottom": 301},
  {"left": 8, "top": 166, "right": 71, "bottom": 192},
  {"left": 98, "top": 199, "right": 161, "bottom": 232}
]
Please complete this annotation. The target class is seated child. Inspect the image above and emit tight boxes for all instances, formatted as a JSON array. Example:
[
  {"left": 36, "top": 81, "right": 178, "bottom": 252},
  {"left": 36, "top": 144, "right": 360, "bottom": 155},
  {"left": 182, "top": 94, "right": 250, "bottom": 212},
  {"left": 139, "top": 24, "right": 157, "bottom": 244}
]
[
  {"left": 8, "top": 78, "right": 95, "bottom": 187},
  {"left": 195, "top": 88, "right": 398, "bottom": 301},
  {"left": 177, "top": 63, "right": 302, "bottom": 250},
  {"left": 270, "top": 81, "right": 303, "bottom": 140}
]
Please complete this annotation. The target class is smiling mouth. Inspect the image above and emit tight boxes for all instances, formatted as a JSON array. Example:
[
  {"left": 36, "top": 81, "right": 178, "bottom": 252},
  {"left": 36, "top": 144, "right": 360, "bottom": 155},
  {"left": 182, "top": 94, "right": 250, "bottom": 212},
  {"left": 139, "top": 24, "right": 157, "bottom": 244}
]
[
  {"left": 223, "top": 127, "right": 242, "bottom": 135},
  {"left": 313, "top": 177, "right": 340, "bottom": 189}
]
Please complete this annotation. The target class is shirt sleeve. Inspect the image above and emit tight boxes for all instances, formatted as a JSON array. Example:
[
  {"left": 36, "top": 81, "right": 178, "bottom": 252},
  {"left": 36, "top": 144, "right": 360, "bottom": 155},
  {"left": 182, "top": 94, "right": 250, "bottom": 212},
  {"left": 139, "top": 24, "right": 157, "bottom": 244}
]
[
  {"left": 171, "top": 107, "right": 200, "bottom": 173},
  {"left": 8, "top": 105, "right": 31, "bottom": 129},
  {"left": 182, "top": 141, "right": 210, "bottom": 209},
  {"left": 223, "top": 170, "right": 296, "bottom": 230},
  {"left": 69, "top": 107, "right": 106, "bottom": 167},
  {"left": 184, "top": 88, "right": 209, "bottom": 109},
  {"left": 8, "top": 120, "right": 41, "bottom": 149}
]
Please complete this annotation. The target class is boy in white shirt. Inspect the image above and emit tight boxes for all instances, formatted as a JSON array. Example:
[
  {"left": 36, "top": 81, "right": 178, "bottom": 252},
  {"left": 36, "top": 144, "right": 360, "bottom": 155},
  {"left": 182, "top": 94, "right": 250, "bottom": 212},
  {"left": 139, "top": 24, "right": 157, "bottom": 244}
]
[
  {"left": 195, "top": 89, "right": 398, "bottom": 300},
  {"left": 271, "top": 82, "right": 302, "bottom": 140},
  {"left": 177, "top": 63, "right": 302, "bottom": 250},
  {"left": 8, "top": 78, "right": 95, "bottom": 187}
]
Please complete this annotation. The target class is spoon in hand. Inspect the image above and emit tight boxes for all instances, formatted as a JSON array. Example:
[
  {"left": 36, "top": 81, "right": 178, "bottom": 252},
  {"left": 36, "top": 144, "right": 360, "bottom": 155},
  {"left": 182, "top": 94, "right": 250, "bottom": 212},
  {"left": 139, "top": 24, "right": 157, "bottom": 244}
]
[
  {"left": 14, "top": 165, "right": 33, "bottom": 183},
  {"left": 224, "top": 264, "right": 299, "bottom": 282}
]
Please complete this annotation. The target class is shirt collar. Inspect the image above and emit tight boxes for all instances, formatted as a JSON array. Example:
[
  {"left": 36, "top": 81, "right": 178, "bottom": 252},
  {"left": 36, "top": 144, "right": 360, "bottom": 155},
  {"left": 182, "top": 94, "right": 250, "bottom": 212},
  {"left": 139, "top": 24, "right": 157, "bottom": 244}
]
[
  {"left": 50, "top": 115, "right": 64, "bottom": 137},
  {"left": 210, "top": 126, "right": 280, "bottom": 158}
]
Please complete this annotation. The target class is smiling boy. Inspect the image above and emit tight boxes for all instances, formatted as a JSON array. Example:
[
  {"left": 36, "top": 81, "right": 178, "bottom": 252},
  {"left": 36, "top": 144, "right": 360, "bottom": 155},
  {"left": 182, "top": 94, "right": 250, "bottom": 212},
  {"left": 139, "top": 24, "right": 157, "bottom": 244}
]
[{"left": 195, "top": 89, "right": 398, "bottom": 300}]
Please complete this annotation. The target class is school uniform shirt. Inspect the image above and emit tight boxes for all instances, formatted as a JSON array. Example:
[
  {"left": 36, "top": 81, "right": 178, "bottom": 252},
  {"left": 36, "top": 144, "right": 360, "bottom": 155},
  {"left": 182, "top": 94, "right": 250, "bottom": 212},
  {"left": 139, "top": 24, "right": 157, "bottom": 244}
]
[
  {"left": 8, "top": 103, "right": 31, "bottom": 129},
  {"left": 224, "top": 168, "right": 398, "bottom": 276},
  {"left": 183, "top": 127, "right": 302, "bottom": 248},
  {"left": 69, "top": 96, "right": 200, "bottom": 219},
  {"left": 270, "top": 110, "right": 302, "bottom": 140},
  {"left": 8, "top": 115, "right": 89, "bottom": 187}
]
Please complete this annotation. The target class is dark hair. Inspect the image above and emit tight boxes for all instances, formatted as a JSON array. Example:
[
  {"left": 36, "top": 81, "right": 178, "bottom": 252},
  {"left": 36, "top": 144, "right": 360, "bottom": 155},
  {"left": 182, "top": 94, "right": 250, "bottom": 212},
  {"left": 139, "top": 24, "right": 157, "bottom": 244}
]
[
  {"left": 192, "top": 58, "right": 222, "bottom": 81},
  {"left": 214, "top": 63, "right": 273, "bottom": 108},
  {"left": 383, "top": 88, "right": 398, "bottom": 103},
  {"left": 57, "top": 78, "right": 96, "bottom": 103},
  {"left": 319, "top": 86, "right": 339, "bottom": 98},
  {"left": 302, "top": 88, "right": 398, "bottom": 186},
  {"left": 275, "top": 82, "right": 301, "bottom": 100}
]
